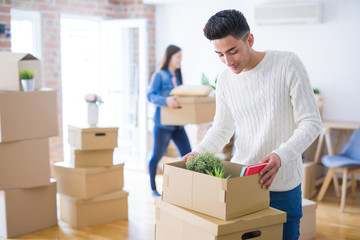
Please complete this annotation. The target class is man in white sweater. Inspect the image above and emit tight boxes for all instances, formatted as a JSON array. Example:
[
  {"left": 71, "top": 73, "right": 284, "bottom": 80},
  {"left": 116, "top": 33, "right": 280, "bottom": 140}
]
[{"left": 182, "top": 9, "right": 321, "bottom": 240}]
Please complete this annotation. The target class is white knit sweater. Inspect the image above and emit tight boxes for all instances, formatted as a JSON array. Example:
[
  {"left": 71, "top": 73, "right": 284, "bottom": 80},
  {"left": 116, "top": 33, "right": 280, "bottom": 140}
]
[{"left": 194, "top": 50, "right": 322, "bottom": 191}]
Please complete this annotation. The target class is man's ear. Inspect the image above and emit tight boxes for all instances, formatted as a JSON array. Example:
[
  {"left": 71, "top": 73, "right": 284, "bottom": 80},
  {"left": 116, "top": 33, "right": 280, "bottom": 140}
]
[{"left": 247, "top": 33, "right": 254, "bottom": 47}]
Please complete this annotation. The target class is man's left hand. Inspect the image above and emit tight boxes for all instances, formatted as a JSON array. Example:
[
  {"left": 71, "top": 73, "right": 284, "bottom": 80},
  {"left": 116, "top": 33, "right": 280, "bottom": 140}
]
[{"left": 259, "top": 153, "right": 281, "bottom": 189}]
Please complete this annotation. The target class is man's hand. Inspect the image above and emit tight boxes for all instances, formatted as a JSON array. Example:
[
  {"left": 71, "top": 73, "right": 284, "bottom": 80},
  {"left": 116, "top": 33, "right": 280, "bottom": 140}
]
[
  {"left": 181, "top": 151, "right": 199, "bottom": 161},
  {"left": 259, "top": 153, "right": 281, "bottom": 189},
  {"left": 166, "top": 96, "right": 181, "bottom": 108}
]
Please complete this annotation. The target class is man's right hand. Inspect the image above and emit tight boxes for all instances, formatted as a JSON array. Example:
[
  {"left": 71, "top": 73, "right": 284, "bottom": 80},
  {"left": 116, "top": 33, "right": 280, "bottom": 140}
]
[
  {"left": 181, "top": 152, "right": 199, "bottom": 161},
  {"left": 166, "top": 96, "right": 181, "bottom": 108}
]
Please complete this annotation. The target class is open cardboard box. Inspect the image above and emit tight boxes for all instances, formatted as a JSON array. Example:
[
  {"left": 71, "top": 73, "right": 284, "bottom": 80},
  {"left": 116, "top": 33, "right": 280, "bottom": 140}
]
[
  {"left": 0, "top": 52, "right": 42, "bottom": 91},
  {"left": 70, "top": 147, "right": 114, "bottom": 168},
  {"left": 155, "top": 197, "right": 286, "bottom": 240},
  {"left": 0, "top": 90, "right": 58, "bottom": 143},
  {"left": 68, "top": 125, "right": 118, "bottom": 150},
  {"left": 161, "top": 97, "right": 215, "bottom": 125},
  {"left": 60, "top": 190, "right": 128, "bottom": 228},
  {"left": 0, "top": 181, "right": 57, "bottom": 238},
  {"left": 0, "top": 138, "right": 50, "bottom": 189},
  {"left": 162, "top": 161, "right": 269, "bottom": 220},
  {"left": 54, "top": 162, "right": 124, "bottom": 199}
]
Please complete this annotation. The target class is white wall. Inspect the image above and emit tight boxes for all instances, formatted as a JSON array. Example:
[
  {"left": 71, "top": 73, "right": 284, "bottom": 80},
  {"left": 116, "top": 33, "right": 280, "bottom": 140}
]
[{"left": 155, "top": 0, "right": 360, "bottom": 122}]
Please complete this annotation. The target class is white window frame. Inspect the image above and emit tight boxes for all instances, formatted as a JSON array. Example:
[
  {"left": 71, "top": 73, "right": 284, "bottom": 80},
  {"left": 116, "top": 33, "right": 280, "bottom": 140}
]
[{"left": 10, "top": 9, "right": 42, "bottom": 59}]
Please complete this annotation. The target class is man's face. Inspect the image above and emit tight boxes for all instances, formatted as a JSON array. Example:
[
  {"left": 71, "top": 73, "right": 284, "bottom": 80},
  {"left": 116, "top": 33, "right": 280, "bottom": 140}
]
[{"left": 213, "top": 33, "right": 252, "bottom": 74}]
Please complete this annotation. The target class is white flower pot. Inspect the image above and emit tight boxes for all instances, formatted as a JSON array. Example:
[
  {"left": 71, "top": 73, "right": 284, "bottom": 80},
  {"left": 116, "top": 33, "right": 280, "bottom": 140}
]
[
  {"left": 87, "top": 103, "right": 99, "bottom": 127},
  {"left": 20, "top": 79, "right": 35, "bottom": 92}
]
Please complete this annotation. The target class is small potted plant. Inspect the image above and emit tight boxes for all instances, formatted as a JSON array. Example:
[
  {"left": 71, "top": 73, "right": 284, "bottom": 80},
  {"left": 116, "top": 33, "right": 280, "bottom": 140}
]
[
  {"left": 186, "top": 152, "right": 231, "bottom": 179},
  {"left": 19, "top": 69, "right": 35, "bottom": 92}
]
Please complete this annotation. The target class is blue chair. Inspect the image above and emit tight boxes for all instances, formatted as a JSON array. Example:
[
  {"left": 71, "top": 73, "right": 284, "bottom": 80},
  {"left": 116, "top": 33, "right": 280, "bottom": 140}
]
[{"left": 317, "top": 127, "right": 360, "bottom": 211}]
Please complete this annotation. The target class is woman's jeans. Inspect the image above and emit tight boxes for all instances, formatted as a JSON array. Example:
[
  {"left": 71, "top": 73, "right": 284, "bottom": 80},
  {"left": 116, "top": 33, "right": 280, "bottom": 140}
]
[
  {"left": 149, "top": 126, "right": 192, "bottom": 191},
  {"left": 270, "top": 184, "right": 303, "bottom": 240}
]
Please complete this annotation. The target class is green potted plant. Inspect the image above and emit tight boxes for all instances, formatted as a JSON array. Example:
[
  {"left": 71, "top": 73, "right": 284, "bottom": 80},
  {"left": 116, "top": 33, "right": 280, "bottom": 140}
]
[
  {"left": 186, "top": 152, "right": 231, "bottom": 179},
  {"left": 19, "top": 69, "right": 35, "bottom": 92}
]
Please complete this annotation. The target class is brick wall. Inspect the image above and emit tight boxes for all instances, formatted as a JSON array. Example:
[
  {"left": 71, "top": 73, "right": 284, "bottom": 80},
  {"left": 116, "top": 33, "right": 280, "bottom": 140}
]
[
  {"left": 0, "top": 2, "right": 11, "bottom": 50},
  {"left": 0, "top": 0, "right": 155, "bottom": 176}
]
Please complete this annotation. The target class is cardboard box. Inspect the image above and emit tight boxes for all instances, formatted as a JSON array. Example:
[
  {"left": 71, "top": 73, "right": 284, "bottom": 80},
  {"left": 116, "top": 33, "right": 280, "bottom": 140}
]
[
  {"left": 54, "top": 162, "right": 124, "bottom": 199},
  {"left": 59, "top": 190, "right": 128, "bottom": 228},
  {"left": 161, "top": 97, "right": 215, "bottom": 125},
  {"left": 155, "top": 198, "right": 286, "bottom": 240},
  {"left": 302, "top": 162, "right": 316, "bottom": 199},
  {"left": 0, "top": 181, "right": 57, "bottom": 238},
  {"left": 70, "top": 147, "right": 114, "bottom": 168},
  {"left": 68, "top": 125, "right": 118, "bottom": 150},
  {"left": 0, "top": 90, "right": 58, "bottom": 143},
  {"left": 299, "top": 198, "right": 317, "bottom": 240},
  {"left": 0, "top": 52, "right": 43, "bottom": 92},
  {"left": 0, "top": 138, "right": 50, "bottom": 189},
  {"left": 162, "top": 161, "right": 269, "bottom": 220}
]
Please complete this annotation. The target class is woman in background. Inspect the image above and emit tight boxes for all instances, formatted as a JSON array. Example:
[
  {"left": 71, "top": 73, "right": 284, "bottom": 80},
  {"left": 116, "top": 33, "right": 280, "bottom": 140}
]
[{"left": 147, "top": 45, "right": 192, "bottom": 197}]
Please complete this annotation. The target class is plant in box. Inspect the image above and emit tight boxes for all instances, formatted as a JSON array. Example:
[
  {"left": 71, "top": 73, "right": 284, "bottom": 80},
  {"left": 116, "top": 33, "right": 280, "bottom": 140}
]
[
  {"left": 19, "top": 69, "right": 35, "bottom": 92},
  {"left": 186, "top": 152, "right": 231, "bottom": 179}
]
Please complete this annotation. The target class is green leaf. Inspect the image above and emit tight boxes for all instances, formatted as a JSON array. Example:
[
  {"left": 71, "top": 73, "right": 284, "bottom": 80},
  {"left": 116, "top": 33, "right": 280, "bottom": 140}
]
[{"left": 19, "top": 69, "right": 34, "bottom": 80}]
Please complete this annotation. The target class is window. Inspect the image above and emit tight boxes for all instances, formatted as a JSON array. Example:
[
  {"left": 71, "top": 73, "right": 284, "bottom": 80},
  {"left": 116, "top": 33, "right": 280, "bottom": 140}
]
[{"left": 10, "top": 9, "right": 42, "bottom": 59}]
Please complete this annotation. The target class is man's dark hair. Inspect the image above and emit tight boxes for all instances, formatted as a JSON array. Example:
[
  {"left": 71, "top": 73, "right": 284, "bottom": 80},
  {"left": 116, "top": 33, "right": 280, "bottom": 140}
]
[{"left": 203, "top": 9, "right": 250, "bottom": 41}]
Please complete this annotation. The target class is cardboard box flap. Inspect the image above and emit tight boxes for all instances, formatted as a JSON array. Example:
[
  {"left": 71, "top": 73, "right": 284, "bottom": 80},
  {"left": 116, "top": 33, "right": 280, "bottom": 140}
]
[
  {"left": 156, "top": 198, "right": 286, "bottom": 236},
  {"left": 68, "top": 125, "right": 119, "bottom": 133},
  {"left": 0, "top": 52, "right": 37, "bottom": 63},
  {"left": 177, "top": 96, "right": 215, "bottom": 104},
  {"left": 71, "top": 190, "right": 128, "bottom": 205},
  {"left": 54, "top": 162, "right": 124, "bottom": 175},
  {"left": 163, "top": 161, "right": 193, "bottom": 209}
]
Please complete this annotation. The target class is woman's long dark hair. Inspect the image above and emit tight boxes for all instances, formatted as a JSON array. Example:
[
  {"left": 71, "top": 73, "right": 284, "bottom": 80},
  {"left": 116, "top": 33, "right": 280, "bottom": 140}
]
[{"left": 160, "top": 44, "right": 183, "bottom": 84}]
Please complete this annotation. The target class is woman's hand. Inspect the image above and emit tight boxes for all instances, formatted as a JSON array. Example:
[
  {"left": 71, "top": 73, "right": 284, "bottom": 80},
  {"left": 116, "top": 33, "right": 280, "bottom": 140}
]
[
  {"left": 166, "top": 96, "right": 181, "bottom": 108},
  {"left": 181, "top": 152, "right": 199, "bottom": 161}
]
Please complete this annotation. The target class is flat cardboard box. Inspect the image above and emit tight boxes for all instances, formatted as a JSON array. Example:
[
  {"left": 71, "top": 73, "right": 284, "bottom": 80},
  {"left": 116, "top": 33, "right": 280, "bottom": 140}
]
[
  {"left": 68, "top": 125, "right": 118, "bottom": 150},
  {"left": 70, "top": 147, "right": 114, "bottom": 168},
  {"left": 0, "top": 181, "right": 57, "bottom": 238},
  {"left": 161, "top": 97, "right": 215, "bottom": 125},
  {"left": 162, "top": 161, "right": 269, "bottom": 220},
  {"left": 0, "top": 52, "right": 42, "bottom": 91},
  {"left": 59, "top": 190, "right": 128, "bottom": 228},
  {"left": 0, "top": 90, "right": 58, "bottom": 143},
  {"left": 155, "top": 198, "right": 286, "bottom": 240},
  {"left": 299, "top": 198, "right": 317, "bottom": 240},
  {"left": 54, "top": 162, "right": 124, "bottom": 199},
  {"left": 0, "top": 138, "right": 50, "bottom": 189}
]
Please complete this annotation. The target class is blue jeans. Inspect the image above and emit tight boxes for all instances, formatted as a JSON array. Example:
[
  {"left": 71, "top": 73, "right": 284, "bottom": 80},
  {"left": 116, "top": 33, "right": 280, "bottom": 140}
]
[
  {"left": 149, "top": 126, "right": 192, "bottom": 191},
  {"left": 270, "top": 184, "right": 303, "bottom": 240}
]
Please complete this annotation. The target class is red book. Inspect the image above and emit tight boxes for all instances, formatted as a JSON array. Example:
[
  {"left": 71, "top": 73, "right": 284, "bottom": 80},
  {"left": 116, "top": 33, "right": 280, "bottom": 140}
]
[{"left": 244, "top": 163, "right": 268, "bottom": 177}]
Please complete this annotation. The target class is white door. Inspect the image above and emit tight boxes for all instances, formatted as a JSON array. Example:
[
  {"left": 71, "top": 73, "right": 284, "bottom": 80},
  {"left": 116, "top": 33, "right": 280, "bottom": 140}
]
[{"left": 60, "top": 16, "right": 148, "bottom": 169}]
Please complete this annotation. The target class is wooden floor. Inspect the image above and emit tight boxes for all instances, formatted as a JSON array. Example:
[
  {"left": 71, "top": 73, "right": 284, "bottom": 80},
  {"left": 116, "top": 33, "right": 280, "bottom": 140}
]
[{"left": 2, "top": 170, "right": 360, "bottom": 240}]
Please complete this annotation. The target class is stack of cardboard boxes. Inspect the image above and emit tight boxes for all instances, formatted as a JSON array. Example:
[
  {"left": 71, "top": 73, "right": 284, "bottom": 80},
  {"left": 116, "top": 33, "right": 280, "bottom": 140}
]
[
  {"left": 54, "top": 125, "right": 128, "bottom": 228},
  {"left": 0, "top": 53, "right": 58, "bottom": 238},
  {"left": 155, "top": 161, "right": 287, "bottom": 240}
]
